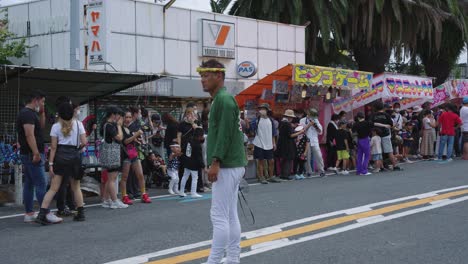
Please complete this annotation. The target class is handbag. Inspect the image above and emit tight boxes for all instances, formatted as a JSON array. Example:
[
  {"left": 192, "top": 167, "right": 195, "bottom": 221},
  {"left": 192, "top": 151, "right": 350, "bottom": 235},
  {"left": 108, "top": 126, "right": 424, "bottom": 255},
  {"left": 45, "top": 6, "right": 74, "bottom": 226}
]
[
  {"left": 99, "top": 123, "right": 121, "bottom": 169},
  {"left": 125, "top": 144, "right": 138, "bottom": 160}
]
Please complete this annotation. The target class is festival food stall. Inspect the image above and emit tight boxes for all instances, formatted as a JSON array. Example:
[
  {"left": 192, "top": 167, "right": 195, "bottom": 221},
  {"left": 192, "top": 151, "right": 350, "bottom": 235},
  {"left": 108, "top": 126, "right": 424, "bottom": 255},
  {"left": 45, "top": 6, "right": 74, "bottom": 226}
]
[
  {"left": 332, "top": 73, "right": 434, "bottom": 115},
  {"left": 431, "top": 79, "right": 468, "bottom": 108},
  {"left": 235, "top": 64, "right": 373, "bottom": 177}
]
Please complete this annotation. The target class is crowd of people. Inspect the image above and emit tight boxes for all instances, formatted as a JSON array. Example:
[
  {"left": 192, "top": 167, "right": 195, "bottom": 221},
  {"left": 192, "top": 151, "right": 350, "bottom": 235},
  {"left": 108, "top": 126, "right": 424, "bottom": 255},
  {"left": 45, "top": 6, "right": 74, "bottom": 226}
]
[
  {"left": 16, "top": 59, "right": 247, "bottom": 263},
  {"left": 242, "top": 98, "right": 468, "bottom": 183}
]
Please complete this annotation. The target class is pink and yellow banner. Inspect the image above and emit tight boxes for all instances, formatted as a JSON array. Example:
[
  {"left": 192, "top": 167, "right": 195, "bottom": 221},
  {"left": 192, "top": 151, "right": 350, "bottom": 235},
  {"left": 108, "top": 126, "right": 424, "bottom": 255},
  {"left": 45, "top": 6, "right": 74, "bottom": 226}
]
[
  {"left": 293, "top": 64, "right": 373, "bottom": 90},
  {"left": 332, "top": 73, "right": 433, "bottom": 113},
  {"left": 448, "top": 79, "right": 468, "bottom": 98}
]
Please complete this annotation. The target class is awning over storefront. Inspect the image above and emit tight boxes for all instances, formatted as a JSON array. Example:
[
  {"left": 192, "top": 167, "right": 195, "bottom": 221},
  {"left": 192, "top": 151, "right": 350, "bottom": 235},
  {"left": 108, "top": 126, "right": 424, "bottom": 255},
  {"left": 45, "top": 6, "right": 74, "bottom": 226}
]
[
  {"left": 0, "top": 65, "right": 160, "bottom": 104},
  {"left": 332, "top": 72, "right": 434, "bottom": 113}
]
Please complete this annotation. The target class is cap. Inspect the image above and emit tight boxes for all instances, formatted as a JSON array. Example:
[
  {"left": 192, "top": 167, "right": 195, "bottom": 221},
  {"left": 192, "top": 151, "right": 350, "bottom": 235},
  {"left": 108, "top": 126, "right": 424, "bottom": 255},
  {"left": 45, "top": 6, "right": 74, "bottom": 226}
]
[
  {"left": 151, "top": 114, "right": 161, "bottom": 122},
  {"left": 463, "top": 96, "right": 468, "bottom": 104},
  {"left": 258, "top": 103, "right": 271, "bottom": 111},
  {"left": 308, "top": 108, "right": 318, "bottom": 117},
  {"left": 295, "top": 125, "right": 304, "bottom": 132},
  {"left": 283, "top": 109, "right": 295, "bottom": 118}
]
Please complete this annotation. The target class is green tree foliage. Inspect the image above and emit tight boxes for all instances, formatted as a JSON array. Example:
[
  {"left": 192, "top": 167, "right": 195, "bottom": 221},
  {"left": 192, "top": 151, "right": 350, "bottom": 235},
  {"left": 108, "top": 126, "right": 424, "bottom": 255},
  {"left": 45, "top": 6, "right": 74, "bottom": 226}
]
[
  {"left": 210, "top": 0, "right": 233, "bottom": 14},
  {"left": 0, "top": 9, "right": 26, "bottom": 64}
]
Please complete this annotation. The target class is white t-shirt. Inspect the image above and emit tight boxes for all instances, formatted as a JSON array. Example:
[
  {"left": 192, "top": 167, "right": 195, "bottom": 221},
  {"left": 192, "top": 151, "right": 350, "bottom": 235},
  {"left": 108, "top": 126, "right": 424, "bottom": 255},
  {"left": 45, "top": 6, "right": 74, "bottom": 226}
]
[
  {"left": 300, "top": 117, "right": 323, "bottom": 147},
  {"left": 50, "top": 120, "right": 86, "bottom": 146},
  {"left": 370, "top": 135, "right": 382, "bottom": 155},
  {"left": 461, "top": 106, "right": 468, "bottom": 132},
  {"left": 252, "top": 117, "right": 273, "bottom": 150}
]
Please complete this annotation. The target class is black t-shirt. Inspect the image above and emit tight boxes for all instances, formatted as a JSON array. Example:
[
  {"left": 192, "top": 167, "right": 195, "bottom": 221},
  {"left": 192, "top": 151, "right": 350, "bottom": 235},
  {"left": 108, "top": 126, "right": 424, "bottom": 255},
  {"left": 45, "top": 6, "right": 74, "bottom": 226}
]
[
  {"left": 335, "top": 129, "right": 349, "bottom": 150},
  {"left": 17, "top": 107, "right": 44, "bottom": 154},
  {"left": 369, "top": 112, "right": 393, "bottom": 137},
  {"left": 164, "top": 122, "right": 178, "bottom": 148},
  {"left": 353, "top": 120, "right": 372, "bottom": 139},
  {"left": 178, "top": 121, "right": 195, "bottom": 152},
  {"left": 101, "top": 122, "right": 118, "bottom": 144}
]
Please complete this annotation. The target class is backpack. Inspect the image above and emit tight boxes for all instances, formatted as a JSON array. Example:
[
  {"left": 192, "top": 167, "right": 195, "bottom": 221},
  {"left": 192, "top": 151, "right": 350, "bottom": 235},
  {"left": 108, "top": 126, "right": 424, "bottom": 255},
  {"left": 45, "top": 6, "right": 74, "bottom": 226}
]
[{"left": 250, "top": 117, "right": 276, "bottom": 138}]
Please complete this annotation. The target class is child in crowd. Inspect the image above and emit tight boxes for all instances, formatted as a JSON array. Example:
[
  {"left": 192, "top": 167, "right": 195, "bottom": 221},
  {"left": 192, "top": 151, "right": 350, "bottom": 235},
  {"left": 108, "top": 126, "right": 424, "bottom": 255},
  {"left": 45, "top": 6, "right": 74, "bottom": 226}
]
[
  {"left": 294, "top": 126, "right": 309, "bottom": 180},
  {"left": 335, "top": 121, "right": 350, "bottom": 175},
  {"left": 150, "top": 152, "right": 167, "bottom": 175},
  {"left": 167, "top": 144, "right": 181, "bottom": 195},
  {"left": 401, "top": 122, "right": 414, "bottom": 162},
  {"left": 370, "top": 128, "right": 383, "bottom": 173},
  {"left": 179, "top": 128, "right": 205, "bottom": 198}
]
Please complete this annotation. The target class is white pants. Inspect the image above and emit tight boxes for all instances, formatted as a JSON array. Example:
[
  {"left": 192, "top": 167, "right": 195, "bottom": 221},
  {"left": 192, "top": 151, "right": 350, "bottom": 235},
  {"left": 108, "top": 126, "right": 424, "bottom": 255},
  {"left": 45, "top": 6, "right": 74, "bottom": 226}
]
[
  {"left": 179, "top": 169, "right": 199, "bottom": 194},
  {"left": 306, "top": 145, "right": 325, "bottom": 174},
  {"left": 207, "top": 167, "right": 245, "bottom": 264},
  {"left": 167, "top": 169, "right": 179, "bottom": 193}
]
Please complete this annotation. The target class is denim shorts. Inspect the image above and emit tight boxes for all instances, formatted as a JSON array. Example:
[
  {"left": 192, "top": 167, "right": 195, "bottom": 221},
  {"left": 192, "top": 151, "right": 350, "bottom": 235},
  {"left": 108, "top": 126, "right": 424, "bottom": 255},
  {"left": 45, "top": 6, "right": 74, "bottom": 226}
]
[{"left": 372, "top": 154, "right": 382, "bottom": 161}]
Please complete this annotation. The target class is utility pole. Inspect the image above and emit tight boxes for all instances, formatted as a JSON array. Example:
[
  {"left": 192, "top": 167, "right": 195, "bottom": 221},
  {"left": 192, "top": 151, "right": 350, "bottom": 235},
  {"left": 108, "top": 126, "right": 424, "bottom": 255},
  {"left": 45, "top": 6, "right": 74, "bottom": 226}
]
[{"left": 70, "top": 0, "right": 80, "bottom": 69}]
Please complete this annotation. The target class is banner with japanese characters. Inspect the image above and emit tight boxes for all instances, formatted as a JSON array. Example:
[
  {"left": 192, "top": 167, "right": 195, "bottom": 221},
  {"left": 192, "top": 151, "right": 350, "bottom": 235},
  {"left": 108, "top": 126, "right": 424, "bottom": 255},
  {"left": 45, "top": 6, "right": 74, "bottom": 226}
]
[
  {"left": 87, "top": 0, "right": 107, "bottom": 65},
  {"left": 382, "top": 73, "right": 433, "bottom": 99}
]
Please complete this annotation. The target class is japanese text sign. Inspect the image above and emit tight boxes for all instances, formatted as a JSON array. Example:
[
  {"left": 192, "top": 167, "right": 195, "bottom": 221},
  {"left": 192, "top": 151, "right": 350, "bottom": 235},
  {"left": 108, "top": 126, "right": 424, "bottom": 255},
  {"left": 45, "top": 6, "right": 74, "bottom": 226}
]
[
  {"left": 293, "top": 64, "right": 372, "bottom": 90},
  {"left": 87, "top": 0, "right": 107, "bottom": 65},
  {"left": 383, "top": 73, "right": 433, "bottom": 99}
]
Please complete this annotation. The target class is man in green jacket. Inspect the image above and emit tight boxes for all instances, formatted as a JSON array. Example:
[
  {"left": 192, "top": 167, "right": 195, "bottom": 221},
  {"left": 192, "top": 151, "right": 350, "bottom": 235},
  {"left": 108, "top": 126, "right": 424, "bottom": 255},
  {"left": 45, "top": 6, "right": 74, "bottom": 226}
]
[{"left": 198, "top": 59, "right": 247, "bottom": 264}]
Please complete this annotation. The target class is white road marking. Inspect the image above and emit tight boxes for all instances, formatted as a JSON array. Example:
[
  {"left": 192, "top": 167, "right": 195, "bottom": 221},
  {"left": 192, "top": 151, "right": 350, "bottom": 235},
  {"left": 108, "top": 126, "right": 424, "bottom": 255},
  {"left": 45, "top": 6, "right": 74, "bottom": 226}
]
[
  {"left": 356, "top": 215, "right": 384, "bottom": 223},
  {"left": 250, "top": 238, "right": 290, "bottom": 250},
  {"left": 235, "top": 195, "right": 468, "bottom": 262},
  {"left": 104, "top": 185, "right": 468, "bottom": 264},
  {"left": 416, "top": 193, "right": 438, "bottom": 199},
  {"left": 429, "top": 199, "right": 451, "bottom": 205},
  {"left": 344, "top": 206, "right": 371, "bottom": 215}
]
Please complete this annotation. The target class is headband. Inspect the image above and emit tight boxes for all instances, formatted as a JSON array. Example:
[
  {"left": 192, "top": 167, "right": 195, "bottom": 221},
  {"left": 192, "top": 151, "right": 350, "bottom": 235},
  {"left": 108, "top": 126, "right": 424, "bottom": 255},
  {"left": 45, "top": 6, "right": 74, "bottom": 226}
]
[{"left": 196, "top": 67, "right": 226, "bottom": 73}]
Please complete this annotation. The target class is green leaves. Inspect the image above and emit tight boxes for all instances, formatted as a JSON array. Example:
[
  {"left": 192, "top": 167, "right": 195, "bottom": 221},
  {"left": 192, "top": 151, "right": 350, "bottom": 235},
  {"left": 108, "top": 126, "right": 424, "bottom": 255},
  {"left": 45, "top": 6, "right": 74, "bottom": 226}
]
[{"left": 0, "top": 9, "right": 26, "bottom": 64}]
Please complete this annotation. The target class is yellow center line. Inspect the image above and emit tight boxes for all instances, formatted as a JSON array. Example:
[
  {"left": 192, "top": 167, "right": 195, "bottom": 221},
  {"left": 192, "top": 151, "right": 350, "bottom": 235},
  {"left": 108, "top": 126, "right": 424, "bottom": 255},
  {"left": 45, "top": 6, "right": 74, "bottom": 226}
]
[{"left": 147, "top": 189, "right": 468, "bottom": 264}]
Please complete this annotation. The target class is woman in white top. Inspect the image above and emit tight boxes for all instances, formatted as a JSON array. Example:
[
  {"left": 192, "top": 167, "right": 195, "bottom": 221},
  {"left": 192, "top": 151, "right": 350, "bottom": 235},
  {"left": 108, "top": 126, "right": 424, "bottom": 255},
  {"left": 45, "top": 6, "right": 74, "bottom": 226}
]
[
  {"left": 36, "top": 102, "right": 88, "bottom": 225},
  {"left": 420, "top": 110, "right": 437, "bottom": 158}
]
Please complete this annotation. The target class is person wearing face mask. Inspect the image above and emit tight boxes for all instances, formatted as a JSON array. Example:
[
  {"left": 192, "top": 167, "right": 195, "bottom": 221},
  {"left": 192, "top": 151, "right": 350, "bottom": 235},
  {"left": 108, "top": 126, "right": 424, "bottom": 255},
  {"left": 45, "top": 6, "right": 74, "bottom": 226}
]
[
  {"left": 392, "top": 103, "right": 403, "bottom": 131},
  {"left": 276, "top": 110, "right": 305, "bottom": 180},
  {"left": 299, "top": 108, "right": 326, "bottom": 178},
  {"left": 177, "top": 108, "right": 203, "bottom": 192},
  {"left": 248, "top": 103, "right": 280, "bottom": 184},
  {"left": 17, "top": 90, "right": 47, "bottom": 223}
]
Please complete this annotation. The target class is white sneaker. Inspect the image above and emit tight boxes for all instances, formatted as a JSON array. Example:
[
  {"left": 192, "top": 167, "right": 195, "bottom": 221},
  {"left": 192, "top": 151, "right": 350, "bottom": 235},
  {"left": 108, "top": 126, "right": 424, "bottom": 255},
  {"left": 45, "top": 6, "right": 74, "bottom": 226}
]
[
  {"left": 110, "top": 200, "right": 129, "bottom": 209},
  {"left": 179, "top": 192, "right": 187, "bottom": 197},
  {"left": 328, "top": 167, "right": 337, "bottom": 171},
  {"left": 46, "top": 213, "right": 63, "bottom": 224},
  {"left": 24, "top": 212, "right": 37, "bottom": 223},
  {"left": 447, "top": 158, "right": 453, "bottom": 162},
  {"left": 168, "top": 189, "right": 175, "bottom": 195},
  {"left": 340, "top": 170, "right": 349, "bottom": 175},
  {"left": 191, "top": 193, "right": 203, "bottom": 198},
  {"left": 363, "top": 172, "right": 372, "bottom": 176},
  {"left": 101, "top": 199, "right": 112, "bottom": 208}
]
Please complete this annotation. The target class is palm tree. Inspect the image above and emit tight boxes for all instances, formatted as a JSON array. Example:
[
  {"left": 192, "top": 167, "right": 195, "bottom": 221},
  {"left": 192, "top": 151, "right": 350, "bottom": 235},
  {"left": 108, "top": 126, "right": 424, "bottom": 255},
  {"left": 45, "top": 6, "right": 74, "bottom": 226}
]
[
  {"left": 415, "top": 0, "right": 467, "bottom": 86},
  {"left": 210, "top": 0, "right": 233, "bottom": 14}
]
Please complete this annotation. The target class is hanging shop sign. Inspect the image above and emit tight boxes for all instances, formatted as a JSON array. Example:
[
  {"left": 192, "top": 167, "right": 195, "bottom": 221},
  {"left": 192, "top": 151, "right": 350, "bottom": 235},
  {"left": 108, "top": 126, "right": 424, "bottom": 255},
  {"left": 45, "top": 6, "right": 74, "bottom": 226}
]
[
  {"left": 383, "top": 73, "right": 433, "bottom": 99},
  {"left": 448, "top": 79, "right": 468, "bottom": 98},
  {"left": 237, "top": 61, "right": 257, "bottom": 78},
  {"left": 199, "top": 19, "right": 235, "bottom": 59},
  {"left": 431, "top": 83, "right": 450, "bottom": 108},
  {"left": 293, "top": 64, "right": 373, "bottom": 90},
  {"left": 86, "top": 0, "right": 107, "bottom": 65}
]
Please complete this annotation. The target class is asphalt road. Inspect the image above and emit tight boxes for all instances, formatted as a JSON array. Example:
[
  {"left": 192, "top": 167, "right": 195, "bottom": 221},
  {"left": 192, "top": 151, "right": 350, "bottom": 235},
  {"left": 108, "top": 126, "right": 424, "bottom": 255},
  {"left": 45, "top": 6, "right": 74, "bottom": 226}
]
[{"left": 1, "top": 159, "right": 468, "bottom": 264}]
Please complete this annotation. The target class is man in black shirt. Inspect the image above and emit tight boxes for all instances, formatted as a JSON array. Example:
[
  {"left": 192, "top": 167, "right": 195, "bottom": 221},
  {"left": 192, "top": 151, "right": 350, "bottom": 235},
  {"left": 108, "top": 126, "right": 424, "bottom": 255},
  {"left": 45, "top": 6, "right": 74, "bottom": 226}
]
[
  {"left": 326, "top": 114, "right": 340, "bottom": 170},
  {"left": 353, "top": 112, "right": 372, "bottom": 175},
  {"left": 16, "top": 90, "right": 47, "bottom": 222},
  {"left": 369, "top": 101, "right": 401, "bottom": 171}
]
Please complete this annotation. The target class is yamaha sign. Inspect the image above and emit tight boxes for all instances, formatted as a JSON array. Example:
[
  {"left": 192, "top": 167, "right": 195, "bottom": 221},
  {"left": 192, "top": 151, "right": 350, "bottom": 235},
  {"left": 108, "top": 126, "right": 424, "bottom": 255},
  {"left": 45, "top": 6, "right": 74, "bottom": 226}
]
[{"left": 237, "top": 61, "right": 257, "bottom": 78}]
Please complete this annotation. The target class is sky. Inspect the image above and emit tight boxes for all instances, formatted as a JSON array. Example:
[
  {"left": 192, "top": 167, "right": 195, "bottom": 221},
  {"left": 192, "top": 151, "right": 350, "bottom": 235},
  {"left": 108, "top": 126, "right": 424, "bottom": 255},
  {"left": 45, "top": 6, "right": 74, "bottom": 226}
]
[{"left": 0, "top": 0, "right": 466, "bottom": 64}]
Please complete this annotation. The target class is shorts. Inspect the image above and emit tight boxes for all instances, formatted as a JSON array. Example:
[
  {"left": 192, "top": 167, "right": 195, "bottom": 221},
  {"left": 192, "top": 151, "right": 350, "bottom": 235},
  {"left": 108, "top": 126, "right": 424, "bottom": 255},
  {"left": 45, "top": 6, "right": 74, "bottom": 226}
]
[
  {"left": 337, "top": 150, "right": 350, "bottom": 160},
  {"left": 463, "top": 132, "right": 468, "bottom": 144},
  {"left": 254, "top": 146, "right": 274, "bottom": 160},
  {"left": 381, "top": 136, "right": 393, "bottom": 154},
  {"left": 403, "top": 141, "right": 412, "bottom": 148},
  {"left": 123, "top": 158, "right": 139, "bottom": 164},
  {"left": 372, "top": 154, "right": 382, "bottom": 161}
]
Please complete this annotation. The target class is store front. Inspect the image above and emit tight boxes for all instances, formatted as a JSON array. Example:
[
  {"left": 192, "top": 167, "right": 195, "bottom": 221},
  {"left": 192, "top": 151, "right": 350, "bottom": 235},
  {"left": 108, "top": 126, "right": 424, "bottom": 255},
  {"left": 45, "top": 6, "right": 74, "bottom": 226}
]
[{"left": 0, "top": 65, "right": 160, "bottom": 205}]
